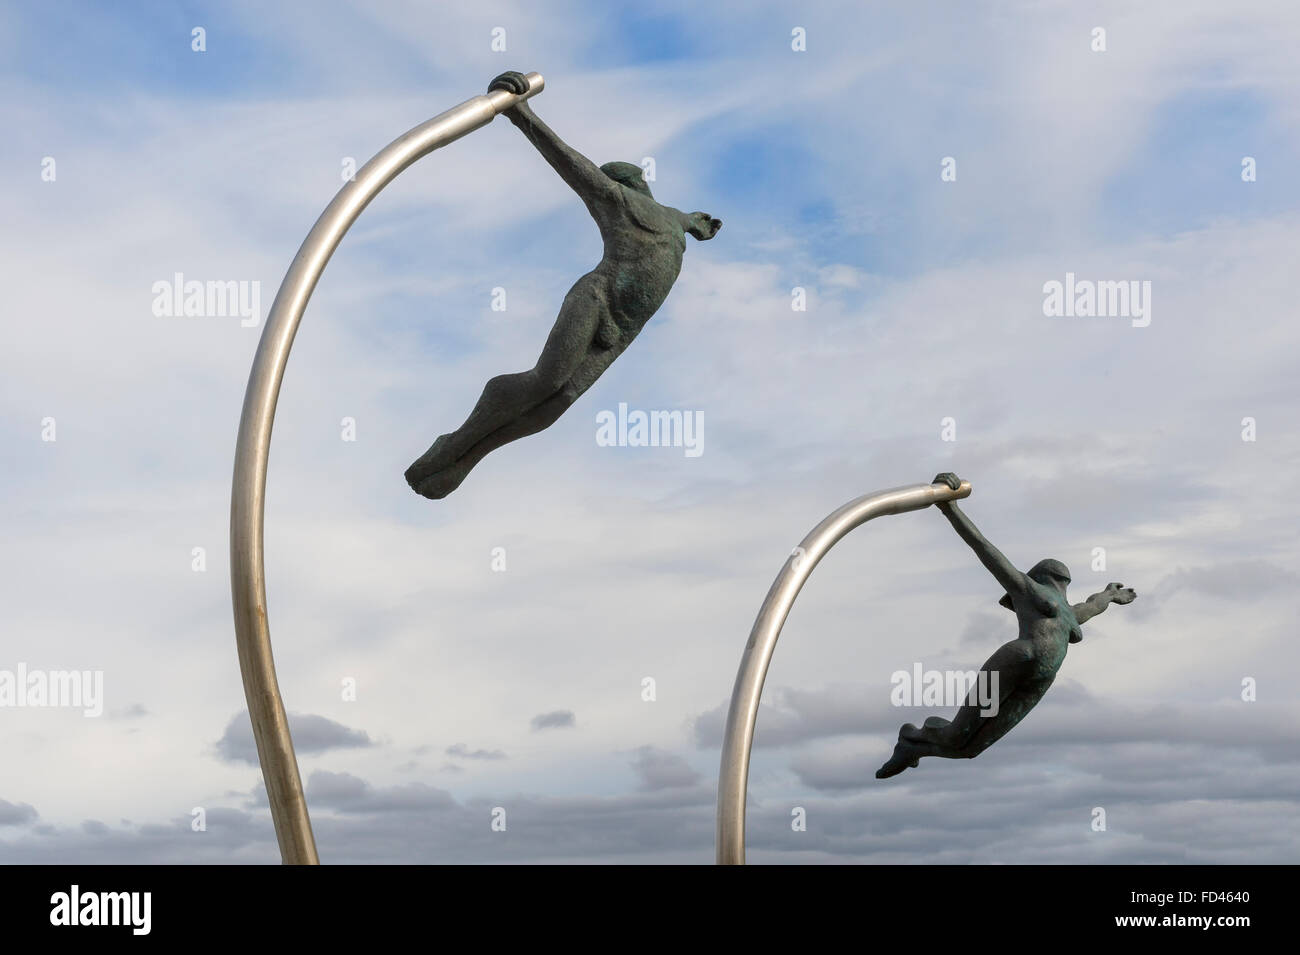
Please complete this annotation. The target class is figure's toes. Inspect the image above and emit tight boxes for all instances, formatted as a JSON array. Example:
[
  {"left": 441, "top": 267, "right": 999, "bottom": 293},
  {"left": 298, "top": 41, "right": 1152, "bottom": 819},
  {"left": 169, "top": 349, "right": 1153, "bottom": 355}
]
[
  {"left": 409, "top": 472, "right": 454, "bottom": 500},
  {"left": 875, "top": 756, "right": 905, "bottom": 779},
  {"left": 405, "top": 435, "right": 454, "bottom": 484},
  {"left": 876, "top": 743, "right": 921, "bottom": 779},
  {"left": 408, "top": 454, "right": 476, "bottom": 500}
]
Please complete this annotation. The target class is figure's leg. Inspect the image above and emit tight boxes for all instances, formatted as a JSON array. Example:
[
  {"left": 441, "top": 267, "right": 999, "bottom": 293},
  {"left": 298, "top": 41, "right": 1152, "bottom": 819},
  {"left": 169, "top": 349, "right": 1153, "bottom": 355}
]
[
  {"left": 877, "top": 640, "right": 1039, "bottom": 778},
  {"left": 406, "top": 393, "right": 569, "bottom": 499},
  {"left": 407, "top": 336, "right": 623, "bottom": 499},
  {"left": 405, "top": 275, "right": 609, "bottom": 493}
]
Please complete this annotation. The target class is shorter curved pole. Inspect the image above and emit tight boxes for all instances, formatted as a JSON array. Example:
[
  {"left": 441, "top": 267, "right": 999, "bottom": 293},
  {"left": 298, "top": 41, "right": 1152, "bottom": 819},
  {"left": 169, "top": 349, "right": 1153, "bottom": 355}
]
[
  {"left": 715, "top": 478, "right": 972, "bottom": 865},
  {"left": 230, "top": 73, "right": 544, "bottom": 865}
]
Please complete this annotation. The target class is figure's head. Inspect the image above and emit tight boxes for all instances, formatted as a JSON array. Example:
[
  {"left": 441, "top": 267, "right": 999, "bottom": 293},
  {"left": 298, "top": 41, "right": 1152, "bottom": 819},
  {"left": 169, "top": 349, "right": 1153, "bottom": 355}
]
[
  {"left": 600, "top": 161, "right": 653, "bottom": 198},
  {"left": 1028, "top": 558, "right": 1071, "bottom": 588},
  {"left": 999, "top": 558, "right": 1071, "bottom": 610}
]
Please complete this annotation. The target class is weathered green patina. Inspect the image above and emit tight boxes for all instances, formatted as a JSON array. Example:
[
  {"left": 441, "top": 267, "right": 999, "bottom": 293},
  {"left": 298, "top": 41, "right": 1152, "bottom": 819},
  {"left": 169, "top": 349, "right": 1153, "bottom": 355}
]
[
  {"left": 877, "top": 472, "right": 1137, "bottom": 778},
  {"left": 406, "top": 71, "right": 720, "bottom": 499}
]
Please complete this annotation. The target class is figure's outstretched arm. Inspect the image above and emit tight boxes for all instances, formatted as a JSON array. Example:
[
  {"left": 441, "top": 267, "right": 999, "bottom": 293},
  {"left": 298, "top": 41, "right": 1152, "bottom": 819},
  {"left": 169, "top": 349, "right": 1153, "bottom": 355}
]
[
  {"left": 1072, "top": 582, "right": 1137, "bottom": 624},
  {"left": 489, "top": 72, "right": 619, "bottom": 212},
  {"left": 932, "top": 473, "right": 1032, "bottom": 600}
]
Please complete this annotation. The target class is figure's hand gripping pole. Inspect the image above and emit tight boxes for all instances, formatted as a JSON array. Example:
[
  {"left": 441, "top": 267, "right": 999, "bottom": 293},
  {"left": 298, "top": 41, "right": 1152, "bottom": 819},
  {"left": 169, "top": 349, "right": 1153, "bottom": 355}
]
[
  {"left": 715, "top": 477, "right": 972, "bottom": 865},
  {"left": 230, "top": 73, "right": 544, "bottom": 865}
]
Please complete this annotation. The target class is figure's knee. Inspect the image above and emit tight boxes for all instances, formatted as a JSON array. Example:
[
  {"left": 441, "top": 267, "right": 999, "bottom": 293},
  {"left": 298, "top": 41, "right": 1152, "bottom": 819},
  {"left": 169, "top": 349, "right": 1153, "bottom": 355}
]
[{"left": 484, "top": 368, "right": 555, "bottom": 404}]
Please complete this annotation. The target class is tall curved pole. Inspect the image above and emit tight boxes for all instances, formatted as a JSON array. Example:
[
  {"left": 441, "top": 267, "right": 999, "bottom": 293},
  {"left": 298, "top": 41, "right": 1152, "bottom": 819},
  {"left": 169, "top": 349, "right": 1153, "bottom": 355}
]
[
  {"left": 230, "top": 73, "right": 545, "bottom": 865},
  {"left": 715, "top": 477, "right": 972, "bottom": 865}
]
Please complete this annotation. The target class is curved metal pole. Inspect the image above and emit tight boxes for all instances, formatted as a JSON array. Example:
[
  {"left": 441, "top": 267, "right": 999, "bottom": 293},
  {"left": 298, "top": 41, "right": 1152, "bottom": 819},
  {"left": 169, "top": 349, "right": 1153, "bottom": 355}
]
[
  {"left": 715, "top": 477, "right": 972, "bottom": 865},
  {"left": 230, "top": 73, "right": 545, "bottom": 865}
]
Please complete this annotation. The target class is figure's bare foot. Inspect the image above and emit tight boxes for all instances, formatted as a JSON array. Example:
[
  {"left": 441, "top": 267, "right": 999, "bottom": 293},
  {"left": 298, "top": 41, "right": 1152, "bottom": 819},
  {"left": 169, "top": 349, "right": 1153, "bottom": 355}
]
[
  {"left": 876, "top": 740, "right": 922, "bottom": 779},
  {"left": 406, "top": 431, "right": 483, "bottom": 498},
  {"left": 407, "top": 458, "right": 473, "bottom": 500},
  {"left": 405, "top": 433, "right": 454, "bottom": 485}
]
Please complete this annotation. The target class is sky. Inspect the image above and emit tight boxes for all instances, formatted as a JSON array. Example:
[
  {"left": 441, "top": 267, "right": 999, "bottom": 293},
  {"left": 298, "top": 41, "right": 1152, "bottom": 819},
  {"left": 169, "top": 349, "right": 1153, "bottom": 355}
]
[{"left": 1, "top": 0, "right": 1298, "bottom": 864}]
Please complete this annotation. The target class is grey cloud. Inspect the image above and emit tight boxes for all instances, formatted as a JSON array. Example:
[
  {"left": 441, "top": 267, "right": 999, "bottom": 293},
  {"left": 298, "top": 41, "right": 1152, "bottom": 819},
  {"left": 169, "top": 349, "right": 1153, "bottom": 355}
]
[
  {"left": 1161, "top": 561, "right": 1300, "bottom": 598},
  {"left": 445, "top": 744, "right": 506, "bottom": 760},
  {"left": 1128, "top": 560, "right": 1300, "bottom": 621},
  {"left": 531, "top": 710, "right": 576, "bottom": 731},
  {"left": 630, "top": 746, "right": 702, "bottom": 792},
  {"left": 785, "top": 694, "right": 1300, "bottom": 797},
  {"left": 214, "top": 712, "right": 375, "bottom": 765},
  {"left": 306, "top": 770, "right": 456, "bottom": 813},
  {"left": 694, "top": 684, "right": 883, "bottom": 750},
  {"left": 0, "top": 799, "right": 38, "bottom": 826},
  {"left": 4, "top": 743, "right": 1297, "bottom": 864},
  {"left": 108, "top": 703, "right": 148, "bottom": 720},
  {"left": 0, "top": 772, "right": 719, "bottom": 864},
  {"left": 697, "top": 680, "right": 1299, "bottom": 765}
]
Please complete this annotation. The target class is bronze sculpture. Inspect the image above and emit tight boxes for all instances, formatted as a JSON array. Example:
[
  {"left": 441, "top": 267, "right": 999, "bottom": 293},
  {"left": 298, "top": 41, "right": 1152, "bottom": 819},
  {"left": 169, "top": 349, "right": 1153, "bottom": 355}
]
[
  {"left": 876, "top": 472, "right": 1137, "bottom": 777},
  {"left": 405, "top": 70, "right": 721, "bottom": 499}
]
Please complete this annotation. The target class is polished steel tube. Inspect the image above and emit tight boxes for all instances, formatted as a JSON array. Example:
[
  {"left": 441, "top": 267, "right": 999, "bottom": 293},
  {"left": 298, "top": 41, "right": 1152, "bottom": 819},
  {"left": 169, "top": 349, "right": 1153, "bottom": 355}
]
[
  {"left": 715, "top": 478, "right": 972, "bottom": 865},
  {"left": 230, "top": 73, "right": 544, "bottom": 865}
]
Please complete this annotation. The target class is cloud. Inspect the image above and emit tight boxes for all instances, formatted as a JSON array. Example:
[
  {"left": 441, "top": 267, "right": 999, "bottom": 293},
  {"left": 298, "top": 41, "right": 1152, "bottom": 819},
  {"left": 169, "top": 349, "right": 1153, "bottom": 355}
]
[
  {"left": 699, "top": 680, "right": 1299, "bottom": 758},
  {"left": 107, "top": 703, "right": 149, "bottom": 720},
  {"left": 694, "top": 685, "right": 883, "bottom": 750},
  {"left": 1128, "top": 560, "right": 1300, "bottom": 621},
  {"left": 959, "top": 610, "right": 1007, "bottom": 646},
  {"left": 531, "top": 710, "right": 576, "bottom": 730},
  {"left": 0, "top": 799, "right": 38, "bottom": 826},
  {"left": 445, "top": 744, "right": 507, "bottom": 761},
  {"left": 630, "top": 746, "right": 702, "bottom": 791},
  {"left": 306, "top": 770, "right": 456, "bottom": 813},
  {"left": 4, "top": 739, "right": 1298, "bottom": 863},
  {"left": 214, "top": 712, "right": 375, "bottom": 765}
]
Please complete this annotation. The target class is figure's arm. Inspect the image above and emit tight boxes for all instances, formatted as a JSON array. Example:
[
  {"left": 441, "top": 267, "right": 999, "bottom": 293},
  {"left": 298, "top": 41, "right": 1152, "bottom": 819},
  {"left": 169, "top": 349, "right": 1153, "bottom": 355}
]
[
  {"left": 932, "top": 473, "right": 1032, "bottom": 600},
  {"left": 1072, "top": 582, "right": 1137, "bottom": 624},
  {"left": 489, "top": 72, "right": 619, "bottom": 211}
]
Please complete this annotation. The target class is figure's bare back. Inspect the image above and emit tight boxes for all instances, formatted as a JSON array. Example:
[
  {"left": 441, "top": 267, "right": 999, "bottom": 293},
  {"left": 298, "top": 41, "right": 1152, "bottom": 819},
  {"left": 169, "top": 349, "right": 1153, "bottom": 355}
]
[{"left": 589, "top": 191, "right": 689, "bottom": 332}]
